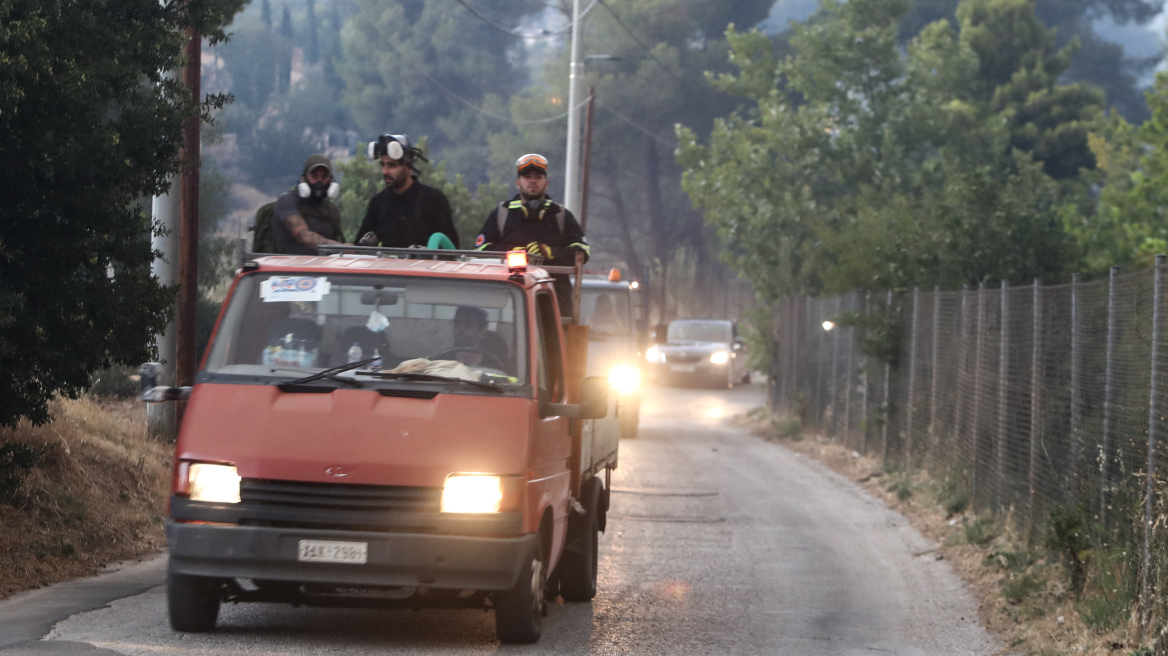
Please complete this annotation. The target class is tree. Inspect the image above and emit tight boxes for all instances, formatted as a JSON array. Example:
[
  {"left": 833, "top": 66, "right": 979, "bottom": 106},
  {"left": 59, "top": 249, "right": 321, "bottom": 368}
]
[
  {"left": 0, "top": 0, "right": 245, "bottom": 426},
  {"left": 678, "top": 0, "right": 1084, "bottom": 302},
  {"left": 338, "top": 0, "right": 536, "bottom": 184},
  {"left": 306, "top": 0, "right": 319, "bottom": 65}
]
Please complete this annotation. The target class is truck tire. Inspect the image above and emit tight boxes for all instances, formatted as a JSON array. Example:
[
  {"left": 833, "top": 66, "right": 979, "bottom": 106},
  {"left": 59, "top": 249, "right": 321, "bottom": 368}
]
[
  {"left": 619, "top": 396, "right": 639, "bottom": 438},
  {"left": 495, "top": 537, "right": 546, "bottom": 644},
  {"left": 167, "top": 566, "right": 221, "bottom": 633},
  {"left": 558, "top": 482, "right": 600, "bottom": 601}
]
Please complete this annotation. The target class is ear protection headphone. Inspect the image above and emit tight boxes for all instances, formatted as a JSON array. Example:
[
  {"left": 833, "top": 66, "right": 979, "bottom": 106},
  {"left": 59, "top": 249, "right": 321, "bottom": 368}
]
[
  {"left": 298, "top": 181, "right": 340, "bottom": 199},
  {"left": 367, "top": 134, "right": 427, "bottom": 163}
]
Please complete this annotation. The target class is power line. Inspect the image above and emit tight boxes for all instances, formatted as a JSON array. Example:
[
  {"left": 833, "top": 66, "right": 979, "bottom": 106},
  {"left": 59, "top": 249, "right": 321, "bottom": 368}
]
[
  {"left": 419, "top": 69, "right": 590, "bottom": 124},
  {"left": 602, "top": 0, "right": 682, "bottom": 84},
  {"left": 597, "top": 100, "right": 677, "bottom": 148},
  {"left": 452, "top": 0, "right": 599, "bottom": 40}
]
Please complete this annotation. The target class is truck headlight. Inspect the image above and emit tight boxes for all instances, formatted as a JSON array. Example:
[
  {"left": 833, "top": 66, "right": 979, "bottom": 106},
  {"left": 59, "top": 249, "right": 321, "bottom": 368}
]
[
  {"left": 608, "top": 365, "right": 641, "bottom": 395},
  {"left": 646, "top": 345, "right": 662, "bottom": 363},
  {"left": 441, "top": 474, "right": 503, "bottom": 513},
  {"left": 710, "top": 351, "right": 730, "bottom": 365},
  {"left": 188, "top": 463, "right": 241, "bottom": 503}
]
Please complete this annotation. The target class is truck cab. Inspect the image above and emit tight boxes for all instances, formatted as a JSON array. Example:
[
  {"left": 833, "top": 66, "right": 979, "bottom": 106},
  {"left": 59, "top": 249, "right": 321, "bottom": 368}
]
[{"left": 159, "top": 249, "right": 614, "bottom": 644}]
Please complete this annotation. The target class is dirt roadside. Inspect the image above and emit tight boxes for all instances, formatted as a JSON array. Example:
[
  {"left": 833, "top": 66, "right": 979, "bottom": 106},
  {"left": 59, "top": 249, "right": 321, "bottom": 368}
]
[
  {"left": 732, "top": 410, "right": 1147, "bottom": 656},
  {"left": 0, "top": 397, "right": 169, "bottom": 600}
]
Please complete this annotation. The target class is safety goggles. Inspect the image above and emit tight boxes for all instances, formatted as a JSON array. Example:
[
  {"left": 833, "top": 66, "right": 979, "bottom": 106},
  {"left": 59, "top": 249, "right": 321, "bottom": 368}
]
[{"left": 515, "top": 153, "right": 548, "bottom": 175}]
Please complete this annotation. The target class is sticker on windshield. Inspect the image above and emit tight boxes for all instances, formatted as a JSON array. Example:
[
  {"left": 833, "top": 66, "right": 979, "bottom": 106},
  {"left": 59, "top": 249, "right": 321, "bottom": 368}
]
[{"left": 260, "top": 277, "right": 331, "bottom": 302}]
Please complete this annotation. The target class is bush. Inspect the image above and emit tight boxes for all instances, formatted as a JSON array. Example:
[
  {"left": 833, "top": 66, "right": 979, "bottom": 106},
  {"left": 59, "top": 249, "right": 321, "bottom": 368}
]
[
  {"left": 0, "top": 442, "right": 41, "bottom": 500},
  {"left": 87, "top": 366, "right": 139, "bottom": 399}
]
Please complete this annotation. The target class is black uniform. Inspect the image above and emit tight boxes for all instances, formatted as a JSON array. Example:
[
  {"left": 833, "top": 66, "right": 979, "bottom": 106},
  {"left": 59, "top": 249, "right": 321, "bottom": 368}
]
[
  {"left": 272, "top": 190, "right": 344, "bottom": 256},
  {"left": 357, "top": 180, "right": 460, "bottom": 249},
  {"left": 474, "top": 195, "right": 589, "bottom": 263},
  {"left": 475, "top": 195, "right": 590, "bottom": 314}
]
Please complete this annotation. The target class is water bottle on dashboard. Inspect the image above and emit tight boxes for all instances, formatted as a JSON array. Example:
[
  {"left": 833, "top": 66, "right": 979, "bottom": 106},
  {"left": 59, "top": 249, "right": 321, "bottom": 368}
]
[{"left": 347, "top": 342, "right": 363, "bottom": 364}]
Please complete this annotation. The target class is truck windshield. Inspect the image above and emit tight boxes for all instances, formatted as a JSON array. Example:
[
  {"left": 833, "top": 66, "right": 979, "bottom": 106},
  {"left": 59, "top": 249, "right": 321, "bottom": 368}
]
[
  {"left": 203, "top": 273, "right": 527, "bottom": 385},
  {"left": 668, "top": 321, "right": 730, "bottom": 343},
  {"left": 580, "top": 288, "right": 631, "bottom": 336}
]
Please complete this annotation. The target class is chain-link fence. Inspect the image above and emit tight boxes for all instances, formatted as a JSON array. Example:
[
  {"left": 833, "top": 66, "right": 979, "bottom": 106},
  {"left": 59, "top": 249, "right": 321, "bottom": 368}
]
[{"left": 770, "top": 258, "right": 1168, "bottom": 626}]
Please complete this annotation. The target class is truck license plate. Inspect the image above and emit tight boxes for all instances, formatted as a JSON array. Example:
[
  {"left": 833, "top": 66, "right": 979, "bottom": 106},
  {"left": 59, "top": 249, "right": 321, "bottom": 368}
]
[
  {"left": 297, "top": 540, "right": 368, "bottom": 565},
  {"left": 670, "top": 364, "right": 696, "bottom": 373}
]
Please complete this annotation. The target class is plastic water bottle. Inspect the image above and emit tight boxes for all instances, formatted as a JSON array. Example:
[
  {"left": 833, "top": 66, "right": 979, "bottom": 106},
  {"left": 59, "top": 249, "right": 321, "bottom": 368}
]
[
  {"left": 347, "top": 342, "right": 363, "bottom": 364},
  {"left": 371, "top": 349, "right": 382, "bottom": 370}
]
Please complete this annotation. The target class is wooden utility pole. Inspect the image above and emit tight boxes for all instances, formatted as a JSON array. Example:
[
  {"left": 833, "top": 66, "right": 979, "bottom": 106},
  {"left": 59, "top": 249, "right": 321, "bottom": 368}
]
[
  {"left": 579, "top": 87, "right": 596, "bottom": 232},
  {"left": 176, "top": 26, "right": 201, "bottom": 395}
]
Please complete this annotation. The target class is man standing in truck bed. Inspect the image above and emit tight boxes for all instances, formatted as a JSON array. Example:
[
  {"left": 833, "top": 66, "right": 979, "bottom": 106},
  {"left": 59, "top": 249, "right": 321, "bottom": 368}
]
[
  {"left": 356, "top": 134, "right": 460, "bottom": 249},
  {"left": 474, "top": 153, "right": 589, "bottom": 313}
]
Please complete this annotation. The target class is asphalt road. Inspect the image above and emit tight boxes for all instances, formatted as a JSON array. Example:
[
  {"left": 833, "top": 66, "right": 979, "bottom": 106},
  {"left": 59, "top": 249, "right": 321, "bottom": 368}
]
[{"left": 2, "top": 380, "right": 1000, "bottom": 655}]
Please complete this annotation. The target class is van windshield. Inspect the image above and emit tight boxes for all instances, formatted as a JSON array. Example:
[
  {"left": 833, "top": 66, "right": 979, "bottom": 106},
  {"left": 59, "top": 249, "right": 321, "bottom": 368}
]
[
  {"left": 204, "top": 273, "right": 527, "bottom": 385},
  {"left": 667, "top": 321, "right": 730, "bottom": 343},
  {"left": 580, "top": 288, "right": 631, "bottom": 335}
]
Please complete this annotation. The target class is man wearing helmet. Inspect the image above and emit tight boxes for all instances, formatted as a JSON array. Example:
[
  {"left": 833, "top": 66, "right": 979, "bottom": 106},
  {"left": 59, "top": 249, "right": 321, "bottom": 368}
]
[
  {"left": 474, "top": 153, "right": 590, "bottom": 313},
  {"left": 355, "top": 134, "right": 460, "bottom": 249},
  {"left": 272, "top": 154, "right": 345, "bottom": 255}
]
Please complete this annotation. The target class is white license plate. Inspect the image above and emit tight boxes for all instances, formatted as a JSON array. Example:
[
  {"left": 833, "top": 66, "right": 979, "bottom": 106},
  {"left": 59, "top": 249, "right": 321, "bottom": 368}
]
[
  {"left": 297, "top": 540, "right": 368, "bottom": 565},
  {"left": 670, "top": 364, "right": 696, "bottom": 373}
]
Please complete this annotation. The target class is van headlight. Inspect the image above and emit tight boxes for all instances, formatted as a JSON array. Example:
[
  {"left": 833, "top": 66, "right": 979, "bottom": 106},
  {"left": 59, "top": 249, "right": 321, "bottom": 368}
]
[
  {"left": 646, "top": 345, "right": 662, "bottom": 363},
  {"left": 709, "top": 351, "right": 730, "bottom": 365},
  {"left": 188, "top": 463, "right": 241, "bottom": 503},
  {"left": 441, "top": 474, "right": 503, "bottom": 513},
  {"left": 608, "top": 364, "right": 641, "bottom": 395}
]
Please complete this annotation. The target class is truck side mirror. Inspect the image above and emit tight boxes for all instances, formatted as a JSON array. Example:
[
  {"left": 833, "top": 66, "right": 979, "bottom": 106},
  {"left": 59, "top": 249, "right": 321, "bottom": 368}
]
[
  {"left": 654, "top": 323, "right": 668, "bottom": 344},
  {"left": 138, "top": 362, "right": 192, "bottom": 403},
  {"left": 544, "top": 376, "right": 608, "bottom": 419},
  {"left": 577, "top": 376, "right": 608, "bottom": 419}
]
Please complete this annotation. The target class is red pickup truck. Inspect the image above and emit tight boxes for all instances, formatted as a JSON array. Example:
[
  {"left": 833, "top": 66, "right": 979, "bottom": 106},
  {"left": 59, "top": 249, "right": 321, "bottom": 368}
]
[{"left": 151, "top": 248, "right": 616, "bottom": 643}]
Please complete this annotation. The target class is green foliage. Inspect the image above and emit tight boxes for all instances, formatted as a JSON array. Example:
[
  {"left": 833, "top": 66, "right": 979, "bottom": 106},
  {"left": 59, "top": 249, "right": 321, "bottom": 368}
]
[
  {"left": 887, "top": 473, "right": 914, "bottom": 501},
  {"left": 960, "top": 513, "right": 999, "bottom": 545},
  {"left": 738, "top": 305, "right": 775, "bottom": 374},
  {"left": 933, "top": 467, "right": 971, "bottom": 516},
  {"left": 1045, "top": 505, "right": 1094, "bottom": 594},
  {"left": 87, "top": 366, "right": 140, "bottom": 399},
  {"left": 679, "top": 0, "right": 1093, "bottom": 303},
  {"left": 1076, "top": 547, "right": 1137, "bottom": 631},
  {"left": 0, "top": 442, "right": 41, "bottom": 501},
  {"left": 0, "top": 0, "right": 244, "bottom": 427}
]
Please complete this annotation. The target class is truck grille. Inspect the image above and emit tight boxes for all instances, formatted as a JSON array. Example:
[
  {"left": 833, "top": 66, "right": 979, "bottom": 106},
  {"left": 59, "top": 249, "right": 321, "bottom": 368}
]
[
  {"left": 664, "top": 351, "right": 703, "bottom": 364},
  {"left": 240, "top": 478, "right": 441, "bottom": 513}
]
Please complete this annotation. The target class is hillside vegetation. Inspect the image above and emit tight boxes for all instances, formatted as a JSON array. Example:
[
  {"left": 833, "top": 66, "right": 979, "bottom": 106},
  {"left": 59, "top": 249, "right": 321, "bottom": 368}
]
[{"left": 0, "top": 397, "right": 170, "bottom": 599}]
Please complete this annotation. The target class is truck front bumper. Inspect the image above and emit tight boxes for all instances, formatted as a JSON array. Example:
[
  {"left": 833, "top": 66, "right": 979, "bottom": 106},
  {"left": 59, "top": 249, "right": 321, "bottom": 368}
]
[{"left": 166, "top": 520, "right": 535, "bottom": 591}]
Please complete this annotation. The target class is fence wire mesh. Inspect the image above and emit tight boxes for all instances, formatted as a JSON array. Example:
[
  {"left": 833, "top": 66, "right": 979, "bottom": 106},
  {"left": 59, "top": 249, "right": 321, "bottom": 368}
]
[{"left": 771, "top": 263, "right": 1168, "bottom": 622}]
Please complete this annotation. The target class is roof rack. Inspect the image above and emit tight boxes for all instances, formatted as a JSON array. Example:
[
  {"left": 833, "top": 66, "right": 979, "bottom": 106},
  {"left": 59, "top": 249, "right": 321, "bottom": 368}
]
[{"left": 239, "top": 243, "right": 574, "bottom": 275}]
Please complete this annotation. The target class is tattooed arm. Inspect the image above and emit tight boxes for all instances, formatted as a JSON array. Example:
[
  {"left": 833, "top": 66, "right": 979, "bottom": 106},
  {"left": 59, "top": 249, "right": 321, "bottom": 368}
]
[{"left": 284, "top": 214, "right": 338, "bottom": 248}]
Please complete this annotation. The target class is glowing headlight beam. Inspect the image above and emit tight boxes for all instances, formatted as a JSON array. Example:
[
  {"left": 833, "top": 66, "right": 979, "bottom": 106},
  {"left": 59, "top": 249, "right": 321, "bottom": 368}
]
[
  {"left": 709, "top": 351, "right": 730, "bottom": 365},
  {"left": 646, "top": 345, "right": 662, "bottom": 363},
  {"left": 441, "top": 475, "right": 503, "bottom": 513},
  {"left": 608, "top": 364, "right": 641, "bottom": 395},
  {"left": 188, "top": 463, "right": 241, "bottom": 504}
]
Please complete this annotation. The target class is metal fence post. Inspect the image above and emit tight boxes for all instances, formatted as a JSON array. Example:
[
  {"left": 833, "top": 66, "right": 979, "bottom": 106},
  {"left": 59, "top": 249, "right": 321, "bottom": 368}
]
[
  {"left": 906, "top": 288, "right": 920, "bottom": 469},
  {"left": 814, "top": 297, "right": 825, "bottom": 430},
  {"left": 1101, "top": 267, "right": 1119, "bottom": 521},
  {"left": 971, "top": 282, "right": 986, "bottom": 508},
  {"left": 829, "top": 297, "right": 840, "bottom": 438},
  {"left": 1028, "top": 278, "right": 1043, "bottom": 543},
  {"left": 861, "top": 292, "right": 871, "bottom": 455},
  {"left": 1070, "top": 274, "right": 1083, "bottom": 494},
  {"left": 929, "top": 285, "right": 941, "bottom": 472},
  {"left": 1141, "top": 254, "right": 1166, "bottom": 625},
  {"left": 997, "top": 280, "right": 1010, "bottom": 511},
  {"left": 843, "top": 293, "right": 855, "bottom": 447},
  {"left": 954, "top": 285, "right": 970, "bottom": 476},
  {"left": 882, "top": 290, "right": 894, "bottom": 462}
]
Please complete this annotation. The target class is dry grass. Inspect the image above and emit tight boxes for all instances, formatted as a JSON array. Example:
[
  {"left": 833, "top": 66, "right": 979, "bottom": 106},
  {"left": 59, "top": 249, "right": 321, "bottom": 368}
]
[
  {"left": 733, "top": 408, "right": 1147, "bottom": 656},
  {"left": 0, "top": 397, "right": 171, "bottom": 600}
]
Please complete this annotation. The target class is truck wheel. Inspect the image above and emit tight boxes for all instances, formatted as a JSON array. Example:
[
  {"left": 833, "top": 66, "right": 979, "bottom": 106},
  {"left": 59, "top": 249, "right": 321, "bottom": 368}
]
[
  {"left": 559, "top": 483, "right": 600, "bottom": 601},
  {"left": 168, "top": 566, "right": 221, "bottom": 633},
  {"left": 619, "top": 397, "right": 639, "bottom": 438},
  {"left": 495, "top": 538, "right": 546, "bottom": 644}
]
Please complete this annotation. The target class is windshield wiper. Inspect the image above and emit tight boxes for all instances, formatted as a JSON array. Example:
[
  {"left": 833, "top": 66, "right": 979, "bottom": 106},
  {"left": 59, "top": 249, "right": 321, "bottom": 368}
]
[
  {"left": 274, "top": 357, "right": 378, "bottom": 389},
  {"left": 356, "top": 371, "right": 503, "bottom": 393}
]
